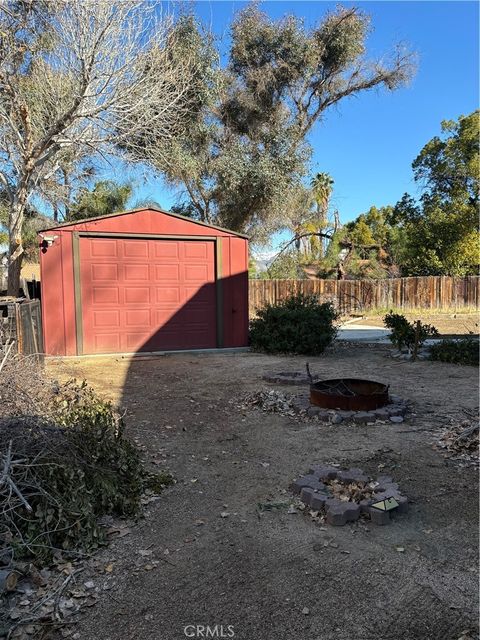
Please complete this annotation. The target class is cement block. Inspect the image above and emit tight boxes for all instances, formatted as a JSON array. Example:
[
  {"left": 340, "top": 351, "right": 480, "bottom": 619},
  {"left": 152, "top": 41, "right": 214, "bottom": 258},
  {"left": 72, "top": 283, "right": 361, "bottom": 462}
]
[
  {"left": 310, "top": 492, "right": 330, "bottom": 510},
  {"left": 308, "top": 465, "right": 338, "bottom": 480},
  {"left": 353, "top": 412, "right": 375, "bottom": 424},
  {"left": 290, "top": 474, "right": 321, "bottom": 494},
  {"left": 326, "top": 507, "right": 348, "bottom": 526},
  {"left": 369, "top": 506, "right": 391, "bottom": 525},
  {"left": 396, "top": 495, "right": 408, "bottom": 514},
  {"left": 300, "top": 487, "right": 316, "bottom": 506},
  {"left": 325, "top": 501, "right": 360, "bottom": 525},
  {"left": 371, "top": 491, "right": 389, "bottom": 502},
  {"left": 343, "top": 502, "right": 361, "bottom": 522},
  {"left": 359, "top": 498, "right": 373, "bottom": 514},
  {"left": 324, "top": 497, "right": 344, "bottom": 512}
]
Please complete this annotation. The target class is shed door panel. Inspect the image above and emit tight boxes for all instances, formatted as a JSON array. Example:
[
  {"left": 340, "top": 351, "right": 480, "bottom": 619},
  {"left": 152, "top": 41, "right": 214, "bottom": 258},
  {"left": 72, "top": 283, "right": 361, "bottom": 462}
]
[{"left": 79, "top": 237, "right": 216, "bottom": 354}]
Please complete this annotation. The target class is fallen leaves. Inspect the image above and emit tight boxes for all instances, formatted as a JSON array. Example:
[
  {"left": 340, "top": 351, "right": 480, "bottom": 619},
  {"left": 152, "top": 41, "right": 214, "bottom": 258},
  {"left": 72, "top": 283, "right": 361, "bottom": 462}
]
[
  {"left": 240, "top": 389, "right": 296, "bottom": 416},
  {"left": 434, "top": 416, "right": 479, "bottom": 466},
  {"left": 4, "top": 565, "right": 88, "bottom": 639}
]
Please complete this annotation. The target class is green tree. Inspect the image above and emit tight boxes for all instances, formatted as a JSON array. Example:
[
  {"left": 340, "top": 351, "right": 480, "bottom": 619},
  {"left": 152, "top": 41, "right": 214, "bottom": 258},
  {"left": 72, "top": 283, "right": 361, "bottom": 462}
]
[
  {"left": 315, "top": 205, "right": 400, "bottom": 280},
  {"left": 392, "top": 111, "right": 479, "bottom": 276},
  {"left": 265, "top": 250, "right": 309, "bottom": 279},
  {"left": 67, "top": 181, "right": 132, "bottom": 222},
  {"left": 133, "top": 7, "right": 414, "bottom": 243}
]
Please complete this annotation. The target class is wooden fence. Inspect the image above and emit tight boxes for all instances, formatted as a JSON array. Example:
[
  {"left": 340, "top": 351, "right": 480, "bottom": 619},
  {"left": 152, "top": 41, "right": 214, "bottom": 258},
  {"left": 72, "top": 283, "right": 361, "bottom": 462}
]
[
  {"left": 248, "top": 276, "right": 480, "bottom": 317},
  {"left": 0, "top": 299, "right": 44, "bottom": 359}
]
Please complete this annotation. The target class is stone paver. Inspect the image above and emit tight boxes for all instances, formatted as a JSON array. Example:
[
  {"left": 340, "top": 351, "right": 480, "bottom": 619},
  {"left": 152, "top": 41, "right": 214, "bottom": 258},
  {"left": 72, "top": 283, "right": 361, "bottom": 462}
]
[
  {"left": 285, "top": 390, "right": 409, "bottom": 424},
  {"left": 291, "top": 465, "right": 408, "bottom": 526},
  {"left": 290, "top": 475, "right": 327, "bottom": 495}
]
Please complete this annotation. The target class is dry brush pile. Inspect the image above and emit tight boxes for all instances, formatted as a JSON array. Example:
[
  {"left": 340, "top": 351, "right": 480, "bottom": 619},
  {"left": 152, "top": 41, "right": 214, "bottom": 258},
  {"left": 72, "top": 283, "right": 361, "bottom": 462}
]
[{"left": 0, "top": 340, "right": 172, "bottom": 637}]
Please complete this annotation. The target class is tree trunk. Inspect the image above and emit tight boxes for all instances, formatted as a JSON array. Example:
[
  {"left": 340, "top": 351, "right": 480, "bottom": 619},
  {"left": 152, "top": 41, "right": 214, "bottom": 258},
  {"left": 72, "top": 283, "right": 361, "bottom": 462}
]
[
  {"left": 7, "top": 197, "right": 27, "bottom": 297},
  {"left": 317, "top": 203, "right": 326, "bottom": 259},
  {"left": 7, "top": 251, "right": 23, "bottom": 296}
]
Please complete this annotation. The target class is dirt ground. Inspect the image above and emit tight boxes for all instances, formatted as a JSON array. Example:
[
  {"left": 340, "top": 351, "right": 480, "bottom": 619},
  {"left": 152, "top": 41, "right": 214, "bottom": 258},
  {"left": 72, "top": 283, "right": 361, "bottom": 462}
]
[
  {"left": 345, "top": 311, "right": 479, "bottom": 336},
  {"left": 47, "top": 345, "right": 479, "bottom": 640}
]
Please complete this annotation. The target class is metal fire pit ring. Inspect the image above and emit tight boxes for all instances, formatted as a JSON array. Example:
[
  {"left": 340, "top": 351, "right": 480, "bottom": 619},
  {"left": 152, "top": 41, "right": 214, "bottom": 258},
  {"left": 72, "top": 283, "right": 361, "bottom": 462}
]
[{"left": 310, "top": 378, "right": 389, "bottom": 411}]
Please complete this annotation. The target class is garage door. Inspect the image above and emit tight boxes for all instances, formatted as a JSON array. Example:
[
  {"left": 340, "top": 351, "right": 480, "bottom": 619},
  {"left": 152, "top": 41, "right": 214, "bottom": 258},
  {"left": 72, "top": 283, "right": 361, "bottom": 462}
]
[{"left": 79, "top": 237, "right": 217, "bottom": 354}]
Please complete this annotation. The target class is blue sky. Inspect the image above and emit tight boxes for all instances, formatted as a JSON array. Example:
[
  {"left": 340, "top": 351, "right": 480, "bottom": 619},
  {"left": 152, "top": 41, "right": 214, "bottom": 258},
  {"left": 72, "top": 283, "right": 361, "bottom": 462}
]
[{"left": 116, "top": 1, "right": 479, "bottom": 249}]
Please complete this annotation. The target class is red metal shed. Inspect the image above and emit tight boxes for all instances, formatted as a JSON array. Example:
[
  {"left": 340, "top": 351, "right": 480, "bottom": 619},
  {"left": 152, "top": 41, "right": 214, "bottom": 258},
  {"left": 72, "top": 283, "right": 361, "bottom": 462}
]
[{"left": 39, "top": 207, "right": 249, "bottom": 356}]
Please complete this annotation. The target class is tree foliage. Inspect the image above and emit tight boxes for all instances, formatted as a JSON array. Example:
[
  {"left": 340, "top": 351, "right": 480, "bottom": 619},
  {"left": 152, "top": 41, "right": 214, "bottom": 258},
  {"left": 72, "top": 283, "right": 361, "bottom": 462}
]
[
  {"left": 67, "top": 181, "right": 132, "bottom": 222},
  {"left": 392, "top": 111, "right": 479, "bottom": 276},
  {"left": 135, "top": 7, "right": 414, "bottom": 242},
  {"left": 312, "top": 110, "right": 479, "bottom": 280}
]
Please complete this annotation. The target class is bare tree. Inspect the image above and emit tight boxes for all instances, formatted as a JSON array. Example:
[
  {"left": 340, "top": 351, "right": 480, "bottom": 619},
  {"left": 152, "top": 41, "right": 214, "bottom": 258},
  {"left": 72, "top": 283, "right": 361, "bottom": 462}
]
[{"left": 0, "top": 1, "right": 195, "bottom": 295}]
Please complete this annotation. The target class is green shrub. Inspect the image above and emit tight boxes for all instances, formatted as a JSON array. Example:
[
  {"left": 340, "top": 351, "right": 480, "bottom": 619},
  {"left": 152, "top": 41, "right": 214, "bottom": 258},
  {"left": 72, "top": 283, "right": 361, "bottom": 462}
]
[
  {"left": 429, "top": 337, "right": 479, "bottom": 366},
  {"left": 50, "top": 380, "right": 144, "bottom": 517},
  {"left": 0, "top": 380, "right": 173, "bottom": 562},
  {"left": 249, "top": 293, "right": 338, "bottom": 355},
  {"left": 384, "top": 311, "right": 438, "bottom": 351}
]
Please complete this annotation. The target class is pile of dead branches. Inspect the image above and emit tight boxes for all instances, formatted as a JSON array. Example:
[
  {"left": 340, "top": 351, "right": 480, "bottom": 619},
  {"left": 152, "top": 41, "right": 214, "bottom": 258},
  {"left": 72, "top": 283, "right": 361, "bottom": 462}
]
[
  {"left": 0, "top": 340, "right": 54, "bottom": 420},
  {"left": 0, "top": 344, "right": 173, "bottom": 638},
  {"left": 0, "top": 346, "right": 171, "bottom": 564}
]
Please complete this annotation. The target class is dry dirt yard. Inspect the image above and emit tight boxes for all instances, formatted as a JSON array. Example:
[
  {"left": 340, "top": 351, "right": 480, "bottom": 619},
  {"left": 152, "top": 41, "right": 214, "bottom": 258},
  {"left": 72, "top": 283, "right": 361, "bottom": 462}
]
[
  {"left": 347, "top": 311, "right": 479, "bottom": 336},
  {"left": 48, "top": 344, "right": 478, "bottom": 640}
]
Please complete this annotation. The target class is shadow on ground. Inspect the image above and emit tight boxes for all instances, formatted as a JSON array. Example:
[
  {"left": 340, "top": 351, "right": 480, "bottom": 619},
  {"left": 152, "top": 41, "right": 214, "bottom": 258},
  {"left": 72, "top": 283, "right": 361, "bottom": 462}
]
[{"left": 52, "top": 345, "right": 478, "bottom": 640}]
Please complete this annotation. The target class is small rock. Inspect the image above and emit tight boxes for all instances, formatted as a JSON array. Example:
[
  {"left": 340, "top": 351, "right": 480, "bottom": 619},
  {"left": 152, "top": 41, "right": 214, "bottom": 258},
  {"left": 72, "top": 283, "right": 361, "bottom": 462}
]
[
  {"left": 84, "top": 581, "right": 95, "bottom": 590},
  {"left": 353, "top": 411, "right": 374, "bottom": 424},
  {"left": 220, "top": 511, "right": 230, "bottom": 518},
  {"left": 389, "top": 416, "right": 404, "bottom": 423},
  {"left": 329, "top": 413, "right": 343, "bottom": 424},
  {"left": 302, "top": 607, "right": 310, "bottom": 615}
]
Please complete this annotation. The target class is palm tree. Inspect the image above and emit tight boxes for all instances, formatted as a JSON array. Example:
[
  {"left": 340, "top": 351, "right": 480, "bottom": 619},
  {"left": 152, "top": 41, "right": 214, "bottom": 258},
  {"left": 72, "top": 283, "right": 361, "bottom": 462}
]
[{"left": 311, "top": 173, "right": 334, "bottom": 258}]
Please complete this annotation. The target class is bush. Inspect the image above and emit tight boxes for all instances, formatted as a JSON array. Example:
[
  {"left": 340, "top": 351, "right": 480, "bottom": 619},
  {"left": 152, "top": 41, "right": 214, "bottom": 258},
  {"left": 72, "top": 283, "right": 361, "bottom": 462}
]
[
  {"left": 429, "top": 337, "right": 479, "bottom": 366},
  {"left": 249, "top": 293, "right": 338, "bottom": 355},
  {"left": 384, "top": 311, "right": 438, "bottom": 351},
  {"left": 0, "top": 377, "right": 173, "bottom": 562}
]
